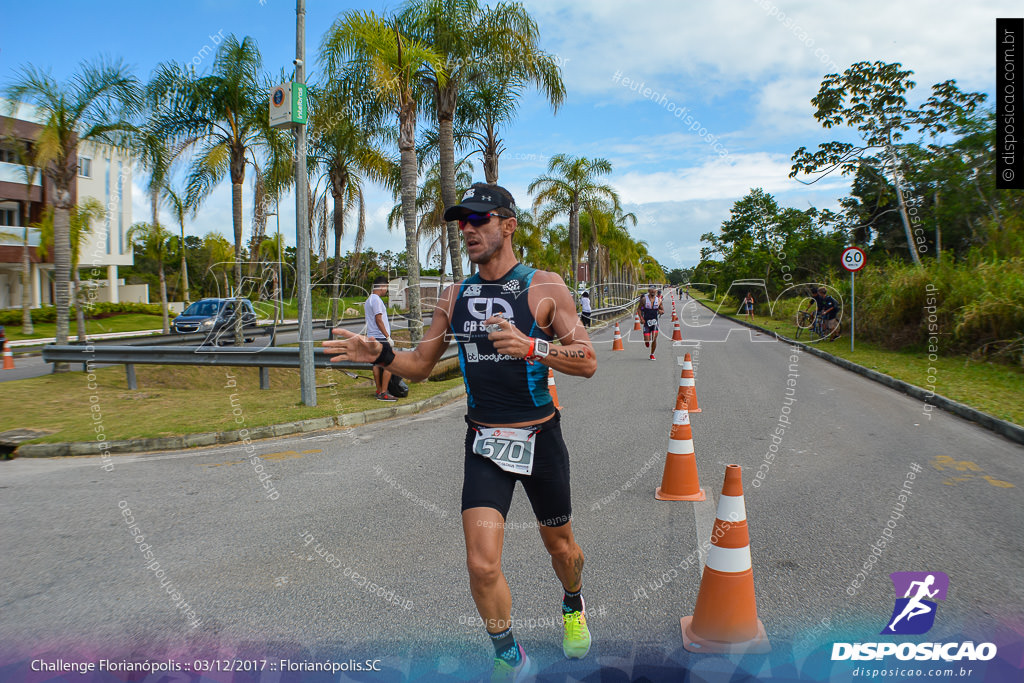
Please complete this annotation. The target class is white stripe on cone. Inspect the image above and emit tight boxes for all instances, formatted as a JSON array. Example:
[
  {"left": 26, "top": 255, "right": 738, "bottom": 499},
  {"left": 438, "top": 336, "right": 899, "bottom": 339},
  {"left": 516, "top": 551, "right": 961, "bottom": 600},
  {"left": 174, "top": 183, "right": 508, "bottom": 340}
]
[
  {"left": 706, "top": 545, "right": 752, "bottom": 573},
  {"left": 668, "top": 438, "right": 695, "bottom": 455},
  {"left": 678, "top": 377, "right": 695, "bottom": 387},
  {"left": 672, "top": 409, "right": 690, "bottom": 425},
  {"left": 716, "top": 494, "right": 747, "bottom": 522}
]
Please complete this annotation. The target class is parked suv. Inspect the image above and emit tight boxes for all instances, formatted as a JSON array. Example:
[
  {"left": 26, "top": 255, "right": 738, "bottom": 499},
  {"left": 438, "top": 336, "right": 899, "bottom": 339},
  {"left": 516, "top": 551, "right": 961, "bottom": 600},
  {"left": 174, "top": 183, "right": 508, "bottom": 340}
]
[{"left": 172, "top": 298, "right": 259, "bottom": 343}]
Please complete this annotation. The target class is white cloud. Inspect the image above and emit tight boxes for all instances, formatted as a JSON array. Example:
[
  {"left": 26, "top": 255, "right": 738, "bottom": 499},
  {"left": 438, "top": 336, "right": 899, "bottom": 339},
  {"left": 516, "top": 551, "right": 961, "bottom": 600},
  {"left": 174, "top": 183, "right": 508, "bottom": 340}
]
[{"left": 610, "top": 152, "right": 846, "bottom": 205}]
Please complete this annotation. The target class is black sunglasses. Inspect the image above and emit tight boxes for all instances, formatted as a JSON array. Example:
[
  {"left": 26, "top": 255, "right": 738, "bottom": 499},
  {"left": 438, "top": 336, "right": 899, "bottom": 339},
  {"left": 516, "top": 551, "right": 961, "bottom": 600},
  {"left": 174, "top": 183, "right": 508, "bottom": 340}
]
[{"left": 458, "top": 212, "right": 504, "bottom": 227}]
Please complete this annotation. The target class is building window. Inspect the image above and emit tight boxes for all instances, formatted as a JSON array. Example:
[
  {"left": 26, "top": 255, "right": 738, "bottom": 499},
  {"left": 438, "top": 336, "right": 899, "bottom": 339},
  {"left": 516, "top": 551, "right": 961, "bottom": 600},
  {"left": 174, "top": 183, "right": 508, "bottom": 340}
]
[
  {"left": 0, "top": 148, "right": 16, "bottom": 163},
  {"left": 78, "top": 157, "right": 92, "bottom": 178},
  {"left": 0, "top": 207, "right": 18, "bottom": 226}
]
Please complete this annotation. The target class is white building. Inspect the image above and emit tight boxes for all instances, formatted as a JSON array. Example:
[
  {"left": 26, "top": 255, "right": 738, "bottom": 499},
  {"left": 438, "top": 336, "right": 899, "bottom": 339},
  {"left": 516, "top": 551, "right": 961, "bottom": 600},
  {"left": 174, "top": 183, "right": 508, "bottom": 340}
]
[{"left": 0, "top": 98, "right": 142, "bottom": 311}]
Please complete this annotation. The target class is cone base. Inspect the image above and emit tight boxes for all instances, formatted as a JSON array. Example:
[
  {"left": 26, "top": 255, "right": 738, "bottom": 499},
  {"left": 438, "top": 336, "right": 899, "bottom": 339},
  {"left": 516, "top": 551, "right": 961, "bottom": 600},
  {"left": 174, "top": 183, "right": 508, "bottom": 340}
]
[
  {"left": 655, "top": 486, "right": 706, "bottom": 501},
  {"left": 680, "top": 616, "right": 770, "bottom": 654}
]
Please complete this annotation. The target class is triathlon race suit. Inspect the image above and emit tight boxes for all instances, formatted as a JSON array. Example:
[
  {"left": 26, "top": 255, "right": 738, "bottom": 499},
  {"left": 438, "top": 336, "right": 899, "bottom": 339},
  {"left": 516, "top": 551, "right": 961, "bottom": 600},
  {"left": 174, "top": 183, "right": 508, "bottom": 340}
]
[
  {"left": 640, "top": 294, "right": 661, "bottom": 332},
  {"left": 449, "top": 263, "right": 572, "bottom": 526}
]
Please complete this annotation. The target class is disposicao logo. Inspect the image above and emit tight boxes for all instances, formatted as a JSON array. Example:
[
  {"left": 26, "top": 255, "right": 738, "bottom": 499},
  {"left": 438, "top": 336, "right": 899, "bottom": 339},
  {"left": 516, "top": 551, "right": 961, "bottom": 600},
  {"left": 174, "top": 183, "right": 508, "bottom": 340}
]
[
  {"left": 831, "top": 571, "right": 997, "bottom": 662},
  {"left": 881, "top": 571, "right": 947, "bottom": 635}
]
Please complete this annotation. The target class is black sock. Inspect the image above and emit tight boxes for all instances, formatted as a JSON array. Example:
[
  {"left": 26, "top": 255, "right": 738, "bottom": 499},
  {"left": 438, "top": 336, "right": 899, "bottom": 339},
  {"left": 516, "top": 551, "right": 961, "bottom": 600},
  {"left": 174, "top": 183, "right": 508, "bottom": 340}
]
[
  {"left": 562, "top": 585, "right": 583, "bottom": 613},
  {"left": 489, "top": 627, "right": 520, "bottom": 665}
]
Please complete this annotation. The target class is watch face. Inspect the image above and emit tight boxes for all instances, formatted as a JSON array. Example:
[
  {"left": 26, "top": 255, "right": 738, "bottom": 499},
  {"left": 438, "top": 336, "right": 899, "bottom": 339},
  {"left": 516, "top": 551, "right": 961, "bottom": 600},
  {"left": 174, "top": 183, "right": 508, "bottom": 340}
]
[{"left": 535, "top": 339, "right": 550, "bottom": 356}]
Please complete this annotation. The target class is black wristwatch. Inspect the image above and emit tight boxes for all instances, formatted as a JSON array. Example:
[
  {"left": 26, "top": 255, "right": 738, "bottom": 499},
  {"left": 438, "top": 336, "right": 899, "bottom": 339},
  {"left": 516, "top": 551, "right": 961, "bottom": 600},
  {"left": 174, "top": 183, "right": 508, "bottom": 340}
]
[{"left": 374, "top": 340, "right": 395, "bottom": 367}]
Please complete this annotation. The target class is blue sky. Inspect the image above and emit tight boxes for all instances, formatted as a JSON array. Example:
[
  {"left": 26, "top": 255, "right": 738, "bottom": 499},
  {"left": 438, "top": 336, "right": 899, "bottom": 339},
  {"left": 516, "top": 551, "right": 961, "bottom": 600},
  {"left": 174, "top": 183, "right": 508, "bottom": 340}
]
[{"left": 1, "top": 1, "right": 1014, "bottom": 270}]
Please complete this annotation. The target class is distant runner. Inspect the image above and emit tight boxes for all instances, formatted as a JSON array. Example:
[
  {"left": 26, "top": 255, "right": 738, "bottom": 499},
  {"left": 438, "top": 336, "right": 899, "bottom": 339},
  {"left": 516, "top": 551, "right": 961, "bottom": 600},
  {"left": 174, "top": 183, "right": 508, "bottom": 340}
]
[
  {"left": 324, "top": 183, "right": 597, "bottom": 682},
  {"left": 636, "top": 285, "right": 664, "bottom": 360}
]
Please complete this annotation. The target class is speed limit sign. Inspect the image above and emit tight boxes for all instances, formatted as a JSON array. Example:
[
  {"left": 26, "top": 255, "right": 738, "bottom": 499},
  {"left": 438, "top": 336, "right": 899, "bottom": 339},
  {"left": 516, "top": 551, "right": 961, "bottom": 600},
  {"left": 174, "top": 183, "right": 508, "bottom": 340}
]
[{"left": 841, "top": 247, "right": 866, "bottom": 272}]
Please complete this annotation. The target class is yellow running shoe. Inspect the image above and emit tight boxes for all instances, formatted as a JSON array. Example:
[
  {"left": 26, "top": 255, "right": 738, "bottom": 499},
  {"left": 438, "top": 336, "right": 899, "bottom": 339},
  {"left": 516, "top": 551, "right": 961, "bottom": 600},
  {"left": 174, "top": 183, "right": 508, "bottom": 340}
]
[
  {"left": 562, "top": 598, "right": 592, "bottom": 659},
  {"left": 490, "top": 643, "right": 532, "bottom": 682}
]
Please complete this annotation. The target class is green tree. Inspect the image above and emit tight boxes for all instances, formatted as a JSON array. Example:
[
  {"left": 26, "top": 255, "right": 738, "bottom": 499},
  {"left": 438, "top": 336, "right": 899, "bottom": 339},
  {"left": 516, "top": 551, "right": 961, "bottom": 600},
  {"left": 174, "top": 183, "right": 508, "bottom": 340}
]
[
  {"left": 529, "top": 154, "right": 619, "bottom": 293},
  {"left": 400, "top": 0, "right": 565, "bottom": 281},
  {"left": 127, "top": 221, "right": 174, "bottom": 332},
  {"left": 35, "top": 199, "right": 105, "bottom": 341},
  {"left": 790, "top": 61, "right": 985, "bottom": 266},
  {"left": 150, "top": 35, "right": 287, "bottom": 342},
  {"left": 308, "top": 86, "right": 394, "bottom": 325},
  {"left": 321, "top": 10, "right": 447, "bottom": 342},
  {"left": 5, "top": 58, "right": 140, "bottom": 367}
]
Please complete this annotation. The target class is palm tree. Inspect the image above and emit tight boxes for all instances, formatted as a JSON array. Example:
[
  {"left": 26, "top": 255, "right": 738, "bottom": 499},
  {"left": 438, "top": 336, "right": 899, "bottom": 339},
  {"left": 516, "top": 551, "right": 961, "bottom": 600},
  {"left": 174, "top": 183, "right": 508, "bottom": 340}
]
[
  {"left": 127, "top": 221, "right": 174, "bottom": 333},
  {"left": 35, "top": 199, "right": 105, "bottom": 341},
  {"left": 308, "top": 86, "right": 395, "bottom": 325},
  {"left": 321, "top": 10, "right": 447, "bottom": 343},
  {"left": 149, "top": 35, "right": 287, "bottom": 343},
  {"left": 399, "top": 0, "right": 565, "bottom": 282},
  {"left": 5, "top": 58, "right": 140, "bottom": 368},
  {"left": 162, "top": 184, "right": 195, "bottom": 304},
  {"left": 528, "top": 154, "right": 619, "bottom": 293},
  {"left": 387, "top": 159, "right": 472, "bottom": 288}
]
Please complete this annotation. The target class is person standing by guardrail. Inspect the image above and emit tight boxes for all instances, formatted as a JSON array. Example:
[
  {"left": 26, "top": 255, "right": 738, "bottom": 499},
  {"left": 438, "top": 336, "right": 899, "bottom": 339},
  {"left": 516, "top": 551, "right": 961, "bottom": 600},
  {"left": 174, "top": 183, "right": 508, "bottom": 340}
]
[
  {"left": 324, "top": 182, "right": 598, "bottom": 680},
  {"left": 579, "top": 291, "right": 592, "bottom": 328},
  {"left": 364, "top": 277, "right": 397, "bottom": 401}
]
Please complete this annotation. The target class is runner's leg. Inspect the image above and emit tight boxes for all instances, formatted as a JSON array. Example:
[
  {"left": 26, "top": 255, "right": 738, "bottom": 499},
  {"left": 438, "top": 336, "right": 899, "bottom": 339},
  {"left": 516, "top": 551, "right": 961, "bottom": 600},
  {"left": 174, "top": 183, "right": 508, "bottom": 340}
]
[
  {"left": 538, "top": 521, "right": 584, "bottom": 592},
  {"left": 462, "top": 508, "right": 512, "bottom": 633}
]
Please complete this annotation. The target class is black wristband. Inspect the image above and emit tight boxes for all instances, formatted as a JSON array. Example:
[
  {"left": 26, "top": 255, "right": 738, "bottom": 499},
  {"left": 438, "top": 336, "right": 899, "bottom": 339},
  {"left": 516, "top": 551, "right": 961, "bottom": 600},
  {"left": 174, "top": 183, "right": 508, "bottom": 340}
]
[{"left": 374, "top": 340, "right": 395, "bottom": 367}]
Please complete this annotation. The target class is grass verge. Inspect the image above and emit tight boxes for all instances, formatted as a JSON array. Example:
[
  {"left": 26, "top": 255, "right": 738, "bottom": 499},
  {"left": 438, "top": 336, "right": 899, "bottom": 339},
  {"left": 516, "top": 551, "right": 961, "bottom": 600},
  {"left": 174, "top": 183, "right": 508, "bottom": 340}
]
[
  {"left": 5, "top": 313, "right": 168, "bottom": 342},
  {"left": 0, "top": 360, "right": 463, "bottom": 444},
  {"left": 704, "top": 299, "right": 1024, "bottom": 427}
]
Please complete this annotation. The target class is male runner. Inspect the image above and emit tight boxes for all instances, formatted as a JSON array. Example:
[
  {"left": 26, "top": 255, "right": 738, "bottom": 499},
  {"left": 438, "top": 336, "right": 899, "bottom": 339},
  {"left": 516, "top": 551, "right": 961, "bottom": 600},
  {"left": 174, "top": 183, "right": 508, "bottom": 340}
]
[
  {"left": 323, "top": 183, "right": 596, "bottom": 681},
  {"left": 636, "top": 285, "right": 664, "bottom": 360}
]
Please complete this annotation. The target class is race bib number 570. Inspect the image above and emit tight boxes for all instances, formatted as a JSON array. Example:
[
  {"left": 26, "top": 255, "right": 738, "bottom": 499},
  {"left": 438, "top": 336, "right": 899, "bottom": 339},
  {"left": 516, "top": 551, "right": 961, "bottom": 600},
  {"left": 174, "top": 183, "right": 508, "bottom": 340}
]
[{"left": 472, "top": 427, "right": 536, "bottom": 475}]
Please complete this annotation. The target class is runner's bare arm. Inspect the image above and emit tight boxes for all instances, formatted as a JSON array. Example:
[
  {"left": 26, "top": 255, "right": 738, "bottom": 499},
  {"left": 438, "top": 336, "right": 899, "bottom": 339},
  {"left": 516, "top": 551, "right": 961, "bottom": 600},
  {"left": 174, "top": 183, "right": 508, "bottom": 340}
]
[
  {"left": 487, "top": 271, "right": 596, "bottom": 378},
  {"left": 323, "top": 286, "right": 456, "bottom": 382}
]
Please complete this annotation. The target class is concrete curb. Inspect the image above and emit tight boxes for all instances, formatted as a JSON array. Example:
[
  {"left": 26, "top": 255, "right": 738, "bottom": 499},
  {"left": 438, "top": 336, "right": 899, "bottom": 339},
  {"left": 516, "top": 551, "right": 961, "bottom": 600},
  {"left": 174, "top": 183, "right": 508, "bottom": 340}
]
[
  {"left": 689, "top": 296, "right": 1024, "bottom": 446},
  {"left": 13, "top": 385, "right": 467, "bottom": 458}
]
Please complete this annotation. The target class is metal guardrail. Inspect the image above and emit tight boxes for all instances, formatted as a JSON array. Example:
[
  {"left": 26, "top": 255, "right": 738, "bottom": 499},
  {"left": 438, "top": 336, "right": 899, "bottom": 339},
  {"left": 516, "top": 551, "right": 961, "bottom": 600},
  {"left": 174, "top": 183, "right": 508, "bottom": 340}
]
[{"left": 42, "top": 343, "right": 458, "bottom": 391}]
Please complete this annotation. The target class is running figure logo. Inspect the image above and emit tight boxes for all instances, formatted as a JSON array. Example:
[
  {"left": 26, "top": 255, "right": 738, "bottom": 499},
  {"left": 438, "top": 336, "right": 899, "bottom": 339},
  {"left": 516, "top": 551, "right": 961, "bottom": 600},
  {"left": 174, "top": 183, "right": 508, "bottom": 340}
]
[{"left": 881, "top": 571, "right": 949, "bottom": 635}]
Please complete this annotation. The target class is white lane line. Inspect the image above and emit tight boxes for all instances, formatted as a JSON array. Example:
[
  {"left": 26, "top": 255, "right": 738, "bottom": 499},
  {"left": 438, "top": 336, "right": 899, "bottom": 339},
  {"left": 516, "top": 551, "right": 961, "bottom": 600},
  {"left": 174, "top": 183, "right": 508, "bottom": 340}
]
[{"left": 693, "top": 484, "right": 717, "bottom": 565}]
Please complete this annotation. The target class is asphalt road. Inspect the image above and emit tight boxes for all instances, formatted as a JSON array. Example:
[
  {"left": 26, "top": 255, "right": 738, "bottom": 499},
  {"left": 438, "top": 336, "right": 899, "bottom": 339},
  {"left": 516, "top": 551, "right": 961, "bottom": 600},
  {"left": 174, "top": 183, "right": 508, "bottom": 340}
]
[{"left": 1, "top": 294, "right": 1021, "bottom": 681}]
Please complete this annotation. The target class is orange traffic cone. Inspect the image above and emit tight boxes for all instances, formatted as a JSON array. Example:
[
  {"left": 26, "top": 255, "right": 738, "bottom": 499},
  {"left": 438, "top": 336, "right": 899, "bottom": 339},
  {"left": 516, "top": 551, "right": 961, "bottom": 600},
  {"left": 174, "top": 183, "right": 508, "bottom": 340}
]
[
  {"left": 612, "top": 323, "right": 624, "bottom": 351},
  {"left": 671, "top": 318, "right": 683, "bottom": 342},
  {"left": 548, "top": 368, "right": 561, "bottom": 410},
  {"left": 2, "top": 340, "right": 14, "bottom": 370},
  {"left": 655, "top": 407, "right": 705, "bottom": 501},
  {"left": 633, "top": 314, "right": 642, "bottom": 331},
  {"left": 681, "top": 464, "right": 770, "bottom": 654},
  {"left": 674, "top": 352, "right": 701, "bottom": 412}
]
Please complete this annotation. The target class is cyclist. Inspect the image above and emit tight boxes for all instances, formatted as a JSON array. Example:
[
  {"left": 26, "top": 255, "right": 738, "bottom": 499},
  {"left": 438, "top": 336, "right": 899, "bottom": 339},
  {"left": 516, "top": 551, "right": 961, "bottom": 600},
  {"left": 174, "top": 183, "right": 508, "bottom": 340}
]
[
  {"left": 818, "top": 286, "right": 840, "bottom": 341},
  {"left": 323, "top": 183, "right": 597, "bottom": 681},
  {"left": 636, "top": 285, "right": 664, "bottom": 360}
]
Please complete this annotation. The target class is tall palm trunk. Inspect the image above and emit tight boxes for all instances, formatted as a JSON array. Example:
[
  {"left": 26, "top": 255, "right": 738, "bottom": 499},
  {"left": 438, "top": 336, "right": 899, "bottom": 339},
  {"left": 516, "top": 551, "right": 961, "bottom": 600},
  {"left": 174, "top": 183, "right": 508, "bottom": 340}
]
[
  {"left": 568, "top": 205, "right": 580, "bottom": 293},
  {"left": 72, "top": 264, "right": 86, "bottom": 342},
  {"left": 437, "top": 85, "right": 463, "bottom": 282},
  {"left": 351, "top": 194, "right": 366, "bottom": 276},
  {"left": 399, "top": 103, "right": 422, "bottom": 343},
  {"left": 330, "top": 170, "right": 346, "bottom": 327},
  {"left": 52, "top": 187, "right": 73, "bottom": 372},
  {"left": 438, "top": 221, "right": 449, "bottom": 287},
  {"left": 230, "top": 147, "right": 245, "bottom": 343},
  {"left": 20, "top": 198, "right": 34, "bottom": 335},
  {"left": 179, "top": 218, "right": 190, "bottom": 303},
  {"left": 158, "top": 259, "right": 170, "bottom": 333}
]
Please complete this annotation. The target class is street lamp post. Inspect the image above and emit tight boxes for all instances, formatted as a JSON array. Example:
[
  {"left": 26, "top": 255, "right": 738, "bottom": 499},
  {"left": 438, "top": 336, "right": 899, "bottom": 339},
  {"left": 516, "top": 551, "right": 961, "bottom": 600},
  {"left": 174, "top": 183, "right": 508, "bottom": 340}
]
[{"left": 294, "top": 0, "right": 316, "bottom": 406}]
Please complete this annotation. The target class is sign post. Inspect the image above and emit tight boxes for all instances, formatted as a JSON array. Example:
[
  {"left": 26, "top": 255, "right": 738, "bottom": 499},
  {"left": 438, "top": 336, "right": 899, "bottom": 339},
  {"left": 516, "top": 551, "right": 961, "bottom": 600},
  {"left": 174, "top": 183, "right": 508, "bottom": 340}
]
[{"left": 840, "top": 247, "right": 866, "bottom": 352}]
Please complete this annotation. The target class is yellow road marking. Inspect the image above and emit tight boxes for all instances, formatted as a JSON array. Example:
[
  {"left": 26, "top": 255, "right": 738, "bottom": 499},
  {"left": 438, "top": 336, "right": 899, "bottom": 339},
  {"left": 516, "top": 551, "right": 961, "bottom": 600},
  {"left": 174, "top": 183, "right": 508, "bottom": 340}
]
[{"left": 931, "top": 455, "right": 1014, "bottom": 488}]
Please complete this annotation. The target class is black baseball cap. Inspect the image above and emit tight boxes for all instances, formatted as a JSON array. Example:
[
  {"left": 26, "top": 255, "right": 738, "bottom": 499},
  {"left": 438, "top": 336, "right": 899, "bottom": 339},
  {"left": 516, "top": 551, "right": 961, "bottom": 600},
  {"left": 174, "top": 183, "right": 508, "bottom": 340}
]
[{"left": 443, "top": 182, "right": 517, "bottom": 221}]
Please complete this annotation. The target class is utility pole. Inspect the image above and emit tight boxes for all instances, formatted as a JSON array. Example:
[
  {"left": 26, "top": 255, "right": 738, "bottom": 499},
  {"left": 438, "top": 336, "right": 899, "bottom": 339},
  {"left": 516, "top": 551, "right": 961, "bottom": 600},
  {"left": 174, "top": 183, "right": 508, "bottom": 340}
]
[{"left": 294, "top": 0, "right": 316, "bottom": 406}]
